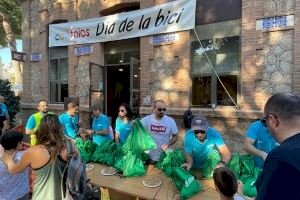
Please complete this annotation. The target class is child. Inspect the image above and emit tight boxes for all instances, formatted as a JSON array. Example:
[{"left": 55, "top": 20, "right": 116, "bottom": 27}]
[
  {"left": 213, "top": 167, "right": 246, "bottom": 200},
  {"left": 0, "top": 131, "right": 30, "bottom": 200}
]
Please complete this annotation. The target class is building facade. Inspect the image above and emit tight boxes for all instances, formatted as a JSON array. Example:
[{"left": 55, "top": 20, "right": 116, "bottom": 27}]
[{"left": 20, "top": 0, "right": 300, "bottom": 152}]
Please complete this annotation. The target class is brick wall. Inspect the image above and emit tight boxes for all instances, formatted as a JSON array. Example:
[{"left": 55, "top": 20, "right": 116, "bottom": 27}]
[{"left": 21, "top": 0, "right": 300, "bottom": 152}]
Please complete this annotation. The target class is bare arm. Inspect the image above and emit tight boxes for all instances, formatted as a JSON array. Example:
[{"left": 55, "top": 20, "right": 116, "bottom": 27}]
[
  {"left": 3, "top": 150, "right": 31, "bottom": 174},
  {"left": 94, "top": 129, "right": 108, "bottom": 135},
  {"left": 169, "top": 134, "right": 178, "bottom": 146},
  {"left": 218, "top": 144, "right": 232, "bottom": 164},
  {"left": 181, "top": 153, "right": 193, "bottom": 170},
  {"left": 115, "top": 131, "right": 120, "bottom": 144},
  {"left": 3, "top": 119, "right": 9, "bottom": 130},
  {"left": 243, "top": 138, "right": 267, "bottom": 160},
  {"left": 26, "top": 129, "right": 33, "bottom": 135}
]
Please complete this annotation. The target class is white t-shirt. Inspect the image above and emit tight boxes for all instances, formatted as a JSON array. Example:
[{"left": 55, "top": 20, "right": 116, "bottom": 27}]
[{"left": 141, "top": 114, "right": 178, "bottom": 161}]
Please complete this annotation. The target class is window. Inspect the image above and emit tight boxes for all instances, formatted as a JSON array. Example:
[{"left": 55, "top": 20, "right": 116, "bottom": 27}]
[
  {"left": 191, "top": 36, "right": 240, "bottom": 106},
  {"left": 49, "top": 47, "right": 68, "bottom": 103}
]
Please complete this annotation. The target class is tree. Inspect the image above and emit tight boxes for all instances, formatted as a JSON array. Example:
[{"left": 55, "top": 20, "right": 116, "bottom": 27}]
[
  {"left": 0, "top": 0, "right": 22, "bottom": 85},
  {"left": 0, "top": 79, "right": 21, "bottom": 126}
]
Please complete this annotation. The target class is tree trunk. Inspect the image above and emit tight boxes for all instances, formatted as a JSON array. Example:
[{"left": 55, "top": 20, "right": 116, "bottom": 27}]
[{"left": 0, "top": 11, "right": 22, "bottom": 85}]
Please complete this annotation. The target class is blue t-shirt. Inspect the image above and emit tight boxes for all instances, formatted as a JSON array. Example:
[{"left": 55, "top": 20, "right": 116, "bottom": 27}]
[
  {"left": 0, "top": 151, "right": 29, "bottom": 199},
  {"left": 115, "top": 117, "right": 131, "bottom": 144},
  {"left": 25, "top": 112, "right": 46, "bottom": 130},
  {"left": 0, "top": 103, "right": 8, "bottom": 117},
  {"left": 184, "top": 127, "right": 225, "bottom": 169},
  {"left": 92, "top": 114, "right": 110, "bottom": 145},
  {"left": 59, "top": 113, "right": 79, "bottom": 139},
  {"left": 246, "top": 120, "right": 279, "bottom": 168}
]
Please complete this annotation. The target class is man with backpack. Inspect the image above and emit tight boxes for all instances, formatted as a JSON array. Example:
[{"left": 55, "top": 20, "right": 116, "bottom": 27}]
[{"left": 183, "top": 107, "right": 193, "bottom": 129}]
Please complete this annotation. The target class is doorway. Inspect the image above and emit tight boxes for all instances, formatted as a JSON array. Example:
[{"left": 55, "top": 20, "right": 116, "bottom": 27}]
[{"left": 107, "top": 65, "right": 130, "bottom": 124}]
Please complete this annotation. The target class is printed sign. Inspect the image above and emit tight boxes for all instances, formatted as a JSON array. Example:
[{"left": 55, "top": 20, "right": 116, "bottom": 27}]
[
  {"left": 11, "top": 51, "right": 26, "bottom": 62},
  {"left": 74, "top": 45, "right": 93, "bottom": 56},
  {"left": 49, "top": 0, "right": 196, "bottom": 47},
  {"left": 30, "top": 53, "right": 42, "bottom": 62},
  {"left": 256, "top": 15, "right": 294, "bottom": 30},
  {"left": 152, "top": 33, "right": 176, "bottom": 45}
]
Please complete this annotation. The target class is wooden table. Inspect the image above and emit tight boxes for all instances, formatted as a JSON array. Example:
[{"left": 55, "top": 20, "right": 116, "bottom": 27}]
[
  {"left": 87, "top": 163, "right": 166, "bottom": 200},
  {"left": 87, "top": 163, "right": 219, "bottom": 200}
]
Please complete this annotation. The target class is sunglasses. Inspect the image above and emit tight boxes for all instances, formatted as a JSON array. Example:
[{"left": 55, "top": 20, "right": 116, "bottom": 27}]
[
  {"left": 157, "top": 108, "right": 167, "bottom": 112},
  {"left": 260, "top": 114, "right": 277, "bottom": 127},
  {"left": 119, "top": 109, "right": 125, "bottom": 113},
  {"left": 194, "top": 130, "right": 206, "bottom": 135}
]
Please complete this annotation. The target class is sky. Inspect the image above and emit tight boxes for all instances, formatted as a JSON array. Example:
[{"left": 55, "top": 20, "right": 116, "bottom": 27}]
[{"left": 0, "top": 40, "right": 23, "bottom": 65}]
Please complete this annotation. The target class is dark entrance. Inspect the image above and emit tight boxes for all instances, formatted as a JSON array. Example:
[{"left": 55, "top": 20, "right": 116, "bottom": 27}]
[{"left": 107, "top": 65, "right": 130, "bottom": 125}]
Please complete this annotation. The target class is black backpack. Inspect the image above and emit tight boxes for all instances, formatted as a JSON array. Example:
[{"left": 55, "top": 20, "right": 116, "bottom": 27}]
[
  {"left": 61, "top": 139, "right": 100, "bottom": 200},
  {"left": 183, "top": 108, "right": 193, "bottom": 129}
]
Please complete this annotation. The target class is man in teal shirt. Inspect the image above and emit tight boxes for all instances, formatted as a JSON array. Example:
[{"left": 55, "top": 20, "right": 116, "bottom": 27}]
[
  {"left": 88, "top": 104, "right": 110, "bottom": 145},
  {"left": 59, "top": 101, "right": 79, "bottom": 139},
  {"left": 182, "top": 115, "right": 231, "bottom": 177},
  {"left": 243, "top": 120, "right": 279, "bottom": 168},
  {"left": 26, "top": 100, "right": 51, "bottom": 145}
]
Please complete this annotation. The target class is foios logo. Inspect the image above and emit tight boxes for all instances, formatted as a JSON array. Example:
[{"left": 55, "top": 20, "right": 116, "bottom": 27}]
[{"left": 55, "top": 33, "right": 65, "bottom": 40}]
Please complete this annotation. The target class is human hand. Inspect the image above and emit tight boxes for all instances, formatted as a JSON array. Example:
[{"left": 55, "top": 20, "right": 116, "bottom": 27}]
[
  {"left": 86, "top": 129, "right": 94, "bottom": 135},
  {"left": 161, "top": 144, "right": 168, "bottom": 152},
  {"left": 181, "top": 163, "right": 192, "bottom": 171},
  {"left": 261, "top": 152, "right": 268, "bottom": 161},
  {"left": 237, "top": 180, "right": 244, "bottom": 195}
]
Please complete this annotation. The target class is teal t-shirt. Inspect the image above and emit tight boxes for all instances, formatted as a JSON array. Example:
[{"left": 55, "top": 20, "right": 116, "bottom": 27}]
[
  {"left": 115, "top": 117, "right": 131, "bottom": 144},
  {"left": 0, "top": 103, "right": 8, "bottom": 117},
  {"left": 92, "top": 114, "right": 110, "bottom": 145},
  {"left": 58, "top": 113, "right": 79, "bottom": 139},
  {"left": 246, "top": 120, "right": 279, "bottom": 168},
  {"left": 184, "top": 127, "right": 225, "bottom": 169}
]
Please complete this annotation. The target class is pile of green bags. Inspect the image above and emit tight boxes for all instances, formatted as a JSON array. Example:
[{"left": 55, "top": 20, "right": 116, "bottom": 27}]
[
  {"left": 122, "top": 119, "right": 156, "bottom": 155},
  {"left": 75, "top": 138, "right": 97, "bottom": 163},
  {"left": 156, "top": 149, "right": 201, "bottom": 199},
  {"left": 114, "top": 119, "right": 156, "bottom": 177},
  {"left": 91, "top": 140, "right": 123, "bottom": 166},
  {"left": 172, "top": 167, "right": 202, "bottom": 199},
  {"left": 114, "top": 151, "right": 146, "bottom": 177},
  {"left": 156, "top": 148, "right": 186, "bottom": 177},
  {"left": 228, "top": 153, "right": 262, "bottom": 197},
  {"left": 201, "top": 150, "right": 221, "bottom": 178}
]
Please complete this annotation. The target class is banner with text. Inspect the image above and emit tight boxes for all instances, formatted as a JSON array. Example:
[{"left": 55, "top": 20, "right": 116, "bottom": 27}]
[{"left": 49, "top": 0, "right": 196, "bottom": 47}]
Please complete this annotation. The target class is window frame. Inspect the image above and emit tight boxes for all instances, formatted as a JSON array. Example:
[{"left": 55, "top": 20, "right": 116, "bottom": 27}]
[{"left": 190, "top": 35, "right": 241, "bottom": 107}]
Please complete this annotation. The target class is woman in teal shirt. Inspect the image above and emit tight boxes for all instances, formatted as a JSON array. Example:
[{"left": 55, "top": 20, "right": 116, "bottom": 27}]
[{"left": 115, "top": 103, "right": 133, "bottom": 144}]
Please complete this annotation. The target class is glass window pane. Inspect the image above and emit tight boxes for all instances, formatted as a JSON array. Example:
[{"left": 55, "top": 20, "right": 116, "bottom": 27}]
[
  {"left": 217, "top": 75, "right": 237, "bottom": 106},
  {"left": 192, "top": 76, "right": 211, "bottom": 106},
  {"left": 50, "top": 83, "right": 58, "bottom": 102},
  {"left": 50, "top": 60, "right": 58, "bottom": 80},
  {"left": 60, "top": 58, "right": 68, "bottom": 81},
  {"left": 124, "top": 51, "right": 140, "bottom": 63},
  {"left": 191, "top": 40, "right": 214, "bottom": 75},
  {"left": 50, "top": 47, "right": 68, "bottom": 59},
  {"left": 215, "top": 36, "right": 239, "bottom": 73},
  {"left": 61, "top": 84, "right": 69, "bottom": 102},
  {"left": 105, "top": 53, "right": 122, "bottom": 65}
]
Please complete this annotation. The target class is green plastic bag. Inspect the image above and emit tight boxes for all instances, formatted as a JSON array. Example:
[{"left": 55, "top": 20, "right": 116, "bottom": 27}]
[
  {"left": 201, "top": 150, "right": 220, "bottom": 178},
  {"left": 75, "top": 138, "right": 97, "bottom": 163},
  {"left": 156, "top": 148, "right": 186, "bottom": 177},
  {"left": 228, "top": 153, "right": 241, "bottom": 179},
  {"left": 114, "top": 151, "right": 146, "bottom": 177},
  {"left": 240, "top": 155, "right": 255, "bottom": 179},
  {"left": 172, "top": 167, "right": 202, "bottom": 199},
  {"left": 243, "top": 167, "right": 262, "bottom": 197},
  {"left": 91, "top": 141, "right": 123, "bottom": 166},
  {"left": 122, "top": 119, "right": 156, "bottom": 155}
]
